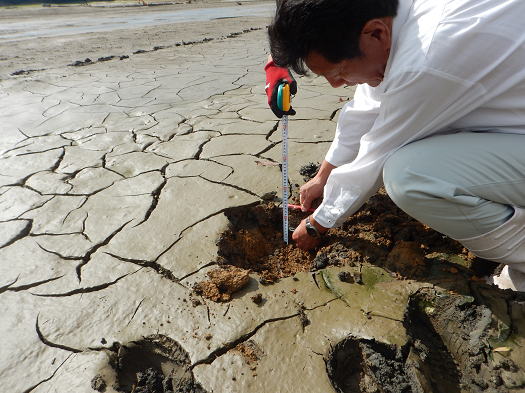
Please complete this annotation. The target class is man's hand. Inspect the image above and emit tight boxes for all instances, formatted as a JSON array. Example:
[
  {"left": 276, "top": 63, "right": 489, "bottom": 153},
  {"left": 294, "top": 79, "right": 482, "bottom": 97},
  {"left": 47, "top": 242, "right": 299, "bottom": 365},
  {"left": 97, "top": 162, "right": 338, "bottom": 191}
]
[
  {"left": 300, "top": 177, "right": 325, "bottom": 213},
  {"left": 292, "top": 216, "right": 327, "bottom": 250},
  {"left": 265, "top": 58, "right": 297, "bottom": 118},
  {"left": 300, "top": 160, "right": 337, "bottom": 212}
]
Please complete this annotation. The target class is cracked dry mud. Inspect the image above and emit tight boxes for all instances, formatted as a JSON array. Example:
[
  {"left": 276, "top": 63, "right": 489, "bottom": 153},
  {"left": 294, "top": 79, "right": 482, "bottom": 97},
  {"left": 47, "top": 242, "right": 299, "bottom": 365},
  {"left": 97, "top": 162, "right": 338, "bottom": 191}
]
[{"left": 2, "top": 2, "right": 525, "bottom": 392}]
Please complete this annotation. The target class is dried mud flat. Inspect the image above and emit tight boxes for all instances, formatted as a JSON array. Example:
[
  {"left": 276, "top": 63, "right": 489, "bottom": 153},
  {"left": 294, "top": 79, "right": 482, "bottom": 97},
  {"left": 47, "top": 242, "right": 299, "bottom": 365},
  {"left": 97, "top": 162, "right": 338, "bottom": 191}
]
[
  {"left": 0, "top": 0, "right": 274, "bottom": 79},
  {"left": 3, "top": 3, "right": 525, "bottom": 390}
]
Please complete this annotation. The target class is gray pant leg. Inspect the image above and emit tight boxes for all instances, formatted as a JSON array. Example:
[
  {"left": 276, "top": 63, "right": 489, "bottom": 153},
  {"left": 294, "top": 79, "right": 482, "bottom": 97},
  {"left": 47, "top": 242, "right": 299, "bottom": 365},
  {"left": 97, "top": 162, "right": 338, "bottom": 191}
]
[{"left": 383, "top": 132, "right": 525, "bottom": 239}]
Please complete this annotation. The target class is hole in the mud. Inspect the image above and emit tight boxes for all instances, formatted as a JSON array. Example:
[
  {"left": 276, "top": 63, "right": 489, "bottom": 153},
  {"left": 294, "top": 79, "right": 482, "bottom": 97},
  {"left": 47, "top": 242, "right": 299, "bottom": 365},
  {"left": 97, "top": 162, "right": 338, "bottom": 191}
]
[
  {"left": 326, "top": 336, "right": 412, "bottom": 393},
  {"left": 216, "top": 189, "right": 470, "bottom": 278},
  {"left": 114, "top": 335, "right": 206, "bottom": 393},
  {"left": 216, "top": 202, "right": 312, "bottom": 281},
  {"left": 197, "top": 188, "right": 478, "bottom": 302}
]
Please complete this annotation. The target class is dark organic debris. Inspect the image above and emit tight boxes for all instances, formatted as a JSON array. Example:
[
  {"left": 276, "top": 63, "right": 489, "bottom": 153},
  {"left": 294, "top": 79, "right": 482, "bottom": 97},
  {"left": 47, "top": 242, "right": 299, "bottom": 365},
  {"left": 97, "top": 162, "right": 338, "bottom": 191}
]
[
  {"left": 251, "top": 293, "right": 263, "bottom": 304},
  {"left": 298, "top": 307, "right": 310, "bottom": 329},
  {"left": 226, "top": 32, "right": 242, "bottom": 38},
  {"left": 10, "top": 68, "right": 44, "bottom": 76},
  {"left": 299, "top": 162, "right": 320, "bottom": 181},
  {"left": 98, "top": 55, "right": 116, "bottom": 62},
  {"left": 338, "top": 271, "right": 354, "bottom": 283},
  {"left": 311, "top": 252, "right": 329, "bottom": 270},
  {"left": 68, "top": 58, "right": 93, "bottom": 67}
]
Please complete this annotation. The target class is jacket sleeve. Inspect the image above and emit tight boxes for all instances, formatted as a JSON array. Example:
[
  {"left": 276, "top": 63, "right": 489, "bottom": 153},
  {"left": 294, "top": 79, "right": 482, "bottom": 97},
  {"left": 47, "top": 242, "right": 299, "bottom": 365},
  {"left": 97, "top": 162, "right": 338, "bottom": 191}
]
[
  {"left": 325, "top": 84, "right": 382, "bottom": 167},
  {"left": 313, "top": 67, "right": 488, "bottom": 228}
]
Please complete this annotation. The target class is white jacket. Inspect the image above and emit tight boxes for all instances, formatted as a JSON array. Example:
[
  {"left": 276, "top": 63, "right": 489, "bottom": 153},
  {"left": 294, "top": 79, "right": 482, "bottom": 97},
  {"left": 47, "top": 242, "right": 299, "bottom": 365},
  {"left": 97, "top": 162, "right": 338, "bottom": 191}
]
[{"left": 314, "top": 0, "right": 525, "bottom": 228}]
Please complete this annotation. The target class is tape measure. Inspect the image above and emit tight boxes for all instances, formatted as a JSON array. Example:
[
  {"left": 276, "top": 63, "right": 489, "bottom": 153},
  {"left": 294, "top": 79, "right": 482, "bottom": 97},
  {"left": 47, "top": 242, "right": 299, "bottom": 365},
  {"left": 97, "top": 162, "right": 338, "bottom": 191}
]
[{"left": 278, "top": 83, "right": 291, "bottom": 244}]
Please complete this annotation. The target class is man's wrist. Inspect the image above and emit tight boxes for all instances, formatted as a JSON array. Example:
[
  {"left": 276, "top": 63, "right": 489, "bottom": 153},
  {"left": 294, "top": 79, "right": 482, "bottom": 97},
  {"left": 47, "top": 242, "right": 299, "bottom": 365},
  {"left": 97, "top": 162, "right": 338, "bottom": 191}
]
[
  {"left": 315, "top": 160, "right": 337, "bottom": 182},
  {"left": 305, "top": 216, "right": 328, "bottom": 238}
]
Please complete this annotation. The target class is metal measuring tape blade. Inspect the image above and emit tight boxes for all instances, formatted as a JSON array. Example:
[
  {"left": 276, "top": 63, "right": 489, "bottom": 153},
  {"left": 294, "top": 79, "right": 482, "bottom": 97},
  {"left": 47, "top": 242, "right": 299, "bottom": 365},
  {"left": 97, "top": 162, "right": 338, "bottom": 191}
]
[{"left": 277, "top": 83, "right": 291, "bottom": 244}]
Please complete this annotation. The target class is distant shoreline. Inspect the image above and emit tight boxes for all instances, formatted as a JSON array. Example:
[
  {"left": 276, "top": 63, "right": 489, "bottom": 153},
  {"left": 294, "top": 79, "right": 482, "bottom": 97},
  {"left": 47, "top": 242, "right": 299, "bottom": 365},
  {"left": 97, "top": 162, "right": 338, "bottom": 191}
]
[
  {"left": 0, "top": 0, "right": 274, "bottom": 79},
  {"left": 0, "top": 0, "right": 260, "bottom": 8}
]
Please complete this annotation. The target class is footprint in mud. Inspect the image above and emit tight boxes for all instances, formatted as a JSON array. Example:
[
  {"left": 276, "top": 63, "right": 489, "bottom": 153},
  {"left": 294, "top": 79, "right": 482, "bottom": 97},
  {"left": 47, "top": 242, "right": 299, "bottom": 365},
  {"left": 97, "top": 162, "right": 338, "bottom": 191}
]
[
  {"left": 327, "top": 285, "right": 525, "bottom": 392},
  {"left": 326, "top": 336, "right": 413, "bottom": 393},
  {"left": 104, "top": 335, "right": 206, "bottom": 393}
]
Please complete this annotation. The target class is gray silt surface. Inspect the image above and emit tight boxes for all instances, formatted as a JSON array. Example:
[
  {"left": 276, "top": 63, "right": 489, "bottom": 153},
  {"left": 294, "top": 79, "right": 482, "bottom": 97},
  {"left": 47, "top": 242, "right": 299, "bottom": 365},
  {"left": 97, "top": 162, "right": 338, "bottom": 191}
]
[
  {"left": 0, "top": 13, "right": 357, "bottom": 392},
  {"left": 4, "top": 5, "right": 524, "bottom": 392}
]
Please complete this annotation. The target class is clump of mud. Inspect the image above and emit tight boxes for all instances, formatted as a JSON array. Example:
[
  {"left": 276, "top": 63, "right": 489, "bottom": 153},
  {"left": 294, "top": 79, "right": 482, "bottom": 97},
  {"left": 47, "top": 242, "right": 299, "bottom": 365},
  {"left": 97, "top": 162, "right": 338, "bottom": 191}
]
[
  {"left": 299, "top": 162, "right": 320, "bottom": 181},
  {"left": 112, "top": 335, "right": 206, "bottom": 393},
  {"left": 193, "top": 266, "right": 250, "bottom": 302}
]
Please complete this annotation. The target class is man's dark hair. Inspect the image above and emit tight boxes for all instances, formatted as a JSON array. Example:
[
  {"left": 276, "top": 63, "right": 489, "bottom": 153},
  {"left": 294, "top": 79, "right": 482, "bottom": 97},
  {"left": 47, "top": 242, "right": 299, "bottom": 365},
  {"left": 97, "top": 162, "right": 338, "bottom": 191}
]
[{"left": 268, "top": 0, "right": 399, "bottom": 75}]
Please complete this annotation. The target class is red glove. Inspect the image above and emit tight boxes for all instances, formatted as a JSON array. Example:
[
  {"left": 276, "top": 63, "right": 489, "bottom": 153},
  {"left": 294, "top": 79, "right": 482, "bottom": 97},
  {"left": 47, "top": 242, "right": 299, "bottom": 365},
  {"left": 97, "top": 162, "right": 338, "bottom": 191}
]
[{"left": 264, "top": 60, "right": 297, "bottom": 118}]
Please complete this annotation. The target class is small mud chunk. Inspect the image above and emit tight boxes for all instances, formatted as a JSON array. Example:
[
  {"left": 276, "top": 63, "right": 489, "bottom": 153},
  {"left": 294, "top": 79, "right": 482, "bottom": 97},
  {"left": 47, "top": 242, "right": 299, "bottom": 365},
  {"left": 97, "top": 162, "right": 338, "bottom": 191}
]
[
  {"left": 311, "top": 252, "right": 329, "bottom": 270},
  {"left": 338, "top": 271, "right": 354, "bottom": 283},
  {"left": 91, "top": 374, "right": 106, "bottom": 392},
  {"left": 299, "top": 162, "right": 320, "bottom": 181},
  {"left": 193, "top": 266, "right": 250, "bottom": 302},
  {"left": 251, "top": 293, "right": 263, "bottom": 304},
  {"left": 353, "top": 271, "right": 363, "bottom": 284},
  {"left": 191, "top": 298, "right": 201, "bottom": 307},
  {"left": 234, "top": 340, "right": 264, "bottom": 371}
]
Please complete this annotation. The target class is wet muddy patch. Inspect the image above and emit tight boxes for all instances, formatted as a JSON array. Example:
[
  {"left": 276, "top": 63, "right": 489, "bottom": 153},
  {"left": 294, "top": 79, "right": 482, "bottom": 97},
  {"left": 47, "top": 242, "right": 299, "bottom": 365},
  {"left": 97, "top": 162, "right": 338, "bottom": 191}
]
[{"left": 195, "top": 188, "right": 491, "bottom": 302}]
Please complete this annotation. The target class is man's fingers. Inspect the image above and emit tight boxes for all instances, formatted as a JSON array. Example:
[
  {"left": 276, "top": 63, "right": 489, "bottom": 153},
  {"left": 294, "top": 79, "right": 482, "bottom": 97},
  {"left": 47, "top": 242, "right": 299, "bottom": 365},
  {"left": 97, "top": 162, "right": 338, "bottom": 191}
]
[
  {"left": 300, "top": 194, "right": 311, "bottom": 212},
  {"left": 300, "top": 185, "right": 313, "bottom": 212}
]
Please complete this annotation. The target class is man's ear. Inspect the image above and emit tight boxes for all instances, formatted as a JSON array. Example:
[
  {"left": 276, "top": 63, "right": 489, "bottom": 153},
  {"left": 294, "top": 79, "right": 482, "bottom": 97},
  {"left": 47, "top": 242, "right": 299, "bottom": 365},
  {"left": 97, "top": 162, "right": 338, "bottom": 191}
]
[{"left": 360, "top": 17, "right": 392, "bottom": 50}]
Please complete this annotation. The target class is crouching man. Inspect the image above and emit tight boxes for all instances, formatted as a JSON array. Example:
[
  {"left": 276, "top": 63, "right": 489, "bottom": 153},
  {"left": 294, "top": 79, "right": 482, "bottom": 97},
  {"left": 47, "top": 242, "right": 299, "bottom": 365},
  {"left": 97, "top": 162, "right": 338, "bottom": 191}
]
[{"left": 265, "top": 0, "right": 525, "bottom": 290}]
